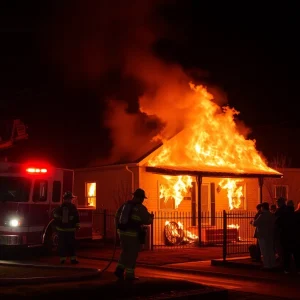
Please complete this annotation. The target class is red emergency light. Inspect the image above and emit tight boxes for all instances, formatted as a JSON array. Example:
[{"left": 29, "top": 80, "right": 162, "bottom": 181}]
[{"left": 26, "top": 168, "right": 48, "bottom": 174}]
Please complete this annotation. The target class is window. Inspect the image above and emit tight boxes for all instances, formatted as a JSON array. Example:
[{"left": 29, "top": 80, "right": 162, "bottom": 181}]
[
  {"left": 0, "top": 176, "right": 31, "bottom": 202},
  {"left": 33, "top": 180, "right": 48, "bottom": 202},
  {"left": 158, "top": 182, "right": 175, "bottom": 210},
  {"left": 231, "top": 182, "right": 246, "bottom": 210},
  {"left": 218, "top": 179, "right": 246, "bottom": 210},
  {"left": 85, "top": 182, "right": 96, "bottom": 207},
  {"left": 274, "top": 185, "right": 288, "bottom": 199},
  {"left": 52, "top": 181, "right": 61, "bottom": 203}
]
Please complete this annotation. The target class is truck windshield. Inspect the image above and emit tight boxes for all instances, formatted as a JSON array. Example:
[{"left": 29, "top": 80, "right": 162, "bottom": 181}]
[{"left": 0, "top": 176, "right": 31, "bottom": 202}]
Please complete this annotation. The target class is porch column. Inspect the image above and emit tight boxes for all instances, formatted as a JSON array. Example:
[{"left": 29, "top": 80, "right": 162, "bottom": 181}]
[
  {"left": 197, "top": 175, "right": 202, "bottom": 246},
  {"left": 258, "top": 177, "right": 264, "bottom": 204}
]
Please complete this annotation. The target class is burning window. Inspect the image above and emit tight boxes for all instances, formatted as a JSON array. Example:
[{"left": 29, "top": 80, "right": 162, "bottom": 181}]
[
  {"left": 85, "top": 182, "right": 96, "bottom": 207},
  {"left": 274, "top": 185, "right": 288, "bottom": 199},
  {"left": 158, "top": 176, "right": 193, "bottom": 210},
  {"left": 218, "top": 178, "right": 246, "bottom": 210}
]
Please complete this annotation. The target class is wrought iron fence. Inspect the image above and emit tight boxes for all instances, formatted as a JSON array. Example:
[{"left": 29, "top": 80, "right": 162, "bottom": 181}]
[
  {"left": 91, "top": 208, "right": 257, "bottom": 258},
  {"left": 92, "top": 209, "right": 116, "bottom": 240},
  {"left": 151, "top": 211, "right": 225, "bottom": 249},
  {"left": 224, "top": 210, "right": 257, "bottom": 259}
]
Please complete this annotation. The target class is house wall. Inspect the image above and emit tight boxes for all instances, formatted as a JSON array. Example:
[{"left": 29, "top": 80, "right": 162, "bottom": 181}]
[
  {"left": 139, "top": 168, "right": 260, "bottom": 245},
  {"left": 74, "top": 164, "right": 139, "bottom": 211},
  {"left": 263, "top": 168, "right": 300, "bottom": 206},
  {"left": 139, "top": 167, "right": 260, "bottom": 213}
]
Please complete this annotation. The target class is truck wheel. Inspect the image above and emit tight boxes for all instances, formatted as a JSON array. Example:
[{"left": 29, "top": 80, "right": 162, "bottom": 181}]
[{"left": 45, "top": 229, "right": 59, "bottom": 255}]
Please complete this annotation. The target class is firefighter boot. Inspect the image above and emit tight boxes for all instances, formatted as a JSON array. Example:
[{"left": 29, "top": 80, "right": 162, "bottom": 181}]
[
  {"left": 114, "top": 266, "right": 125, "bottom": 280},
  {"left": 70, "top": 256, "right": 79, "bottom": 264},
  {"left": 125, "top": 268, "right": 139, "bottom": 280},
  {"left": 60, "top": 257, "right": 66, "bottom": 264},
  {"left": 71, "top": 259, "right": 79, "bottom": 264}
]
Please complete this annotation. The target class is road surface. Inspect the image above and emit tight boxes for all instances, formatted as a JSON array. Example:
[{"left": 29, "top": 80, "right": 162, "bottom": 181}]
[{"left": 34, "top": 257, "right": 296, "bottom": 299}]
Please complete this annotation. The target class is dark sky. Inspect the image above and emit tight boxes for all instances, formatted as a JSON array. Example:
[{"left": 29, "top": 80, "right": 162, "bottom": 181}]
[{"left": 0, "top": 1, "right": 298, "bottom": 168}]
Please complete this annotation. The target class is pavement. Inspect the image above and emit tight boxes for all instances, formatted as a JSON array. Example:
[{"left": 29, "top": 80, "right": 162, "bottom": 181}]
[
  {"left": 77, "top": 244, "right": 223, "bottom": 265},
  {"left": 0, "top": 260, "right": 101, "bottom": 285},
  {"left": 1, "top": 243, "right": 298, "bottom": 299},
  {"left": 73, "top": 245, "right": 298, "bottom": 283},
  {"left": 0, "top": 260, "right": 227, "bottom": 299}
]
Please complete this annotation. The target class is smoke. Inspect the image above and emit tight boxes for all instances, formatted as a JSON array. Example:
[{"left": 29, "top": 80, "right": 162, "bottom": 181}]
[{"left": 48, "top": 0, "right": 250, "bottom": 165}]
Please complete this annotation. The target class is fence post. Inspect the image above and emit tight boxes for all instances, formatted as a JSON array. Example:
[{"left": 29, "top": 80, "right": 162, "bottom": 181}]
[
  {"left": 223, "top": 210, "right": 227, "bottom": 261},
  {"left": 103, "top": 209, "right": 107, "bottom": 240},
  {"left": 150, "top": 211, "right": 154, "bottom": 251}
]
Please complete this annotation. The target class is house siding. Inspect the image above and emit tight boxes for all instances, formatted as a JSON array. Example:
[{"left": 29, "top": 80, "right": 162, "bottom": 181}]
[
  {"left": 139, "top": 168, "right": 259, "bottom": 213},
  {"left": 263, "top": 168, "right": 300, "bottom": 206},
  {"left": 74, "top": 165, "right": 139, "bottom": 211}
]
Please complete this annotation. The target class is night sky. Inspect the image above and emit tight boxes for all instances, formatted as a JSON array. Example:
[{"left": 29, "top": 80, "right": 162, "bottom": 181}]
[{"left": 0, "top": 1, "right": 297, "bottom": 168}]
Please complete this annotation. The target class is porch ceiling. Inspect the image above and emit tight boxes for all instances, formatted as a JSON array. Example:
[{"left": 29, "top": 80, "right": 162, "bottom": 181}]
[{"left": 145, "top": 166, "right": 283, "bottom": 179}]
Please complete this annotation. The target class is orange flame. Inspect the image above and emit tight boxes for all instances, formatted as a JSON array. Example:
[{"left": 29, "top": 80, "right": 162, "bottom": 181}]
[
  {"left": 219, "top": 178, "right": 244, "bottom": 210},
  {"left": 87, "top": 183, "right": 96, "bottom": 207},
  {"left": 159, "top": 176, "right": 193, "bottom": 209},
  {"left": 148, "top": 83, "right": 279, "bottom": 207},
  {"left": 227, "top": 224, "right": 240, "bottom": 229},
  {"left": 165, "top": 220, "right": 198, "bottom": 243}
]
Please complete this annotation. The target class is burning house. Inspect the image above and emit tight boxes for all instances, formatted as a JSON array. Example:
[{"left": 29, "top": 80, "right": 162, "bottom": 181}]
[{"left": 74, "top": 83, "right": 282, "bottom": 247}]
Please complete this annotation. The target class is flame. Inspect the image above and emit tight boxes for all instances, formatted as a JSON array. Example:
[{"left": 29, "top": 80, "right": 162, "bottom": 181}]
[
  {"left": 219, "top": 178, "right": 244, "bottom": 210},
  {"left": 165, "top": 220, "right": 198, "bottom": 244},
  {"left": 148, "top": 83, "right": 279, "bottom": 207},
  {"left": 87, "top": 182, "right": 96, "bottom": 207},
  {"left": 160, "top": 176, "right": 193, "bottom": 208},
  {"left": 227, "top": 224, "right": 240, "bottom": 229}
]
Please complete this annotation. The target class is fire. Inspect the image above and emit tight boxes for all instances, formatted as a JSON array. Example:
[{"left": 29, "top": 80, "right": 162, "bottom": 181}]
[
  {"left": 159, "top": 176, "right": 193, "bottom": 208},
  {"left": 87, "top": 183, "right": 96, "bottom": 207},
  {"left": 227, "top": 224, "right": 240, "bottom": 229},
  {"left": 148, "top": 83, "right": 279, "bottom": 207},
  {"left": 218, "top": 178, "right": 244, "bottom": 210},
  {"left": 164, "top": 220, "right": 198, "bottom": 245}
]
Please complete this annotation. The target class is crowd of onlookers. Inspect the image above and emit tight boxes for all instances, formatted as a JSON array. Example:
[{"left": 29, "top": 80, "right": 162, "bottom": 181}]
[{"left": 251, "top": 197, "right": 300, "bottom": 273}]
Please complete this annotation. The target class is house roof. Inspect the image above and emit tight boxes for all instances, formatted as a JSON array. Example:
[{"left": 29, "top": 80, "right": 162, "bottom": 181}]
[
  {"left": 145, "top": 166, "right": 282, "bottom": 179},
  {"left": 87, "top": 128, "right": 282, "bottom": 179}
]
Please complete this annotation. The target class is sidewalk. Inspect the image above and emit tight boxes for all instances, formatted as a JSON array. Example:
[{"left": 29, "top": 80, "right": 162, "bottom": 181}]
[
  {"left": 77, "top": 246, "right": 223, "bottom": 266},
  {"left": 150, "top": 259, "right": 300, "bottom": 283}
]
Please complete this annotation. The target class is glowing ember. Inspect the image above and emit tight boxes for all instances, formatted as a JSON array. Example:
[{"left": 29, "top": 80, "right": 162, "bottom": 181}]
[
  {"left": 219, "top": 179, "right": 244, "bottom": 210},
  {"left": 147, "top": 83, "right": 279, "bottom": 207}
]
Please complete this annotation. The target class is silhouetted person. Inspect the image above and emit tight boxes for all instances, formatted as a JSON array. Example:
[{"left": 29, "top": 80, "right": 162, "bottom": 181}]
[
  {"left": 274, "top": 197, "right": 286, "bottom": 265},
  {"left": 280, "top": 201, "right": 298, "bottom": 273},
  {"left": 251, "top": 204, "right": 262, "bottom": 262},
  {"left": 270, "top": 204, "right": 276, "bottom": 213},
  {"left": 253, "top": 202, "right": 276, "bottom": 269}
]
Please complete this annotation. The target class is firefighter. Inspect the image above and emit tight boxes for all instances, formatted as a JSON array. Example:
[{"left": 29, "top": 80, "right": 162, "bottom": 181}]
[
  {"left": 53, "top": 191, "right": 80, "bottom": 264},
  {"left": 114, "top": 188, "right": 154, "bottom": 280}
]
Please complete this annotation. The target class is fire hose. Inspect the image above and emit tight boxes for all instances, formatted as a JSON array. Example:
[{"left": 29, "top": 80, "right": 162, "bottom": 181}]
[
  {"left": 99, "top": 228, "right": 118, "bottom": 273},
  {"left": 99, "top": 225, "right": 148, "bottom": 273}
]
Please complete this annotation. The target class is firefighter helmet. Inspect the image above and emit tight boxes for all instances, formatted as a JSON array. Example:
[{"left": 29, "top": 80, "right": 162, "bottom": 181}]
[
  {"left": 63, "top": 191, "right": 76, "bottom": 200},
  {"left": 132, "top": 188, "right": 147, "bottom": 199}
]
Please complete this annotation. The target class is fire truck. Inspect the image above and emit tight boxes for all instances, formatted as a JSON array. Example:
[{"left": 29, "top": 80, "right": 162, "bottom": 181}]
[{"left": 0, "top": 161, "right": 94, "bottom": 252}]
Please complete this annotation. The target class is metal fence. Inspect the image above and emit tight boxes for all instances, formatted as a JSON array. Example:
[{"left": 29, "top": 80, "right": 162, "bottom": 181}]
[
  {"left": 92, "top": 209, "right": 116, "bottom": 240},
  {"left": 91, "top": 209, "right": 257, "bottom": 258},
  {"left": 224, "top": 210, "right": 256, "bottom": 259}
]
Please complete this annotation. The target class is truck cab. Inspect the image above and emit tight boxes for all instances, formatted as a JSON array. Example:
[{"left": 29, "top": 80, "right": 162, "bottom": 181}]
[{"left": 0, "top": 161, "right": 94, "bottom": 251}]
